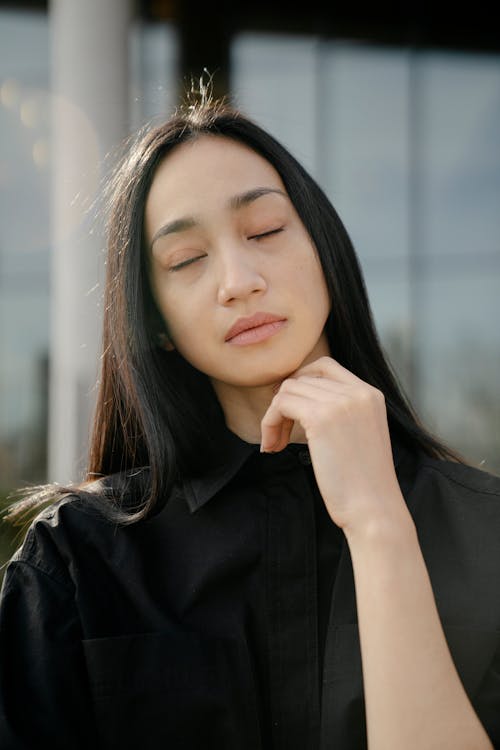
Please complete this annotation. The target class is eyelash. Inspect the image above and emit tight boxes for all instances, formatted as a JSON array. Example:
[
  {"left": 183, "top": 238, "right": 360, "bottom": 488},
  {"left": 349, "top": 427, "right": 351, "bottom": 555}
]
[
  {"left": 170, "top": 255, "right": 206, "bottom": 272},
  {"left": 249, "top": 227, "right": 284, "bottom": 241},
  {"left": 169, "top": 227, "right": 284, "bottom": 272}
]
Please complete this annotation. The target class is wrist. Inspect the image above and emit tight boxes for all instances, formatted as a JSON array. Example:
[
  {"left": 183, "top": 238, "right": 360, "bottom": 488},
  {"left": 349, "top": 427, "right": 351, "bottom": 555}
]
[{"left": 343, "top": 501, "right": 416, "bottom": 552}]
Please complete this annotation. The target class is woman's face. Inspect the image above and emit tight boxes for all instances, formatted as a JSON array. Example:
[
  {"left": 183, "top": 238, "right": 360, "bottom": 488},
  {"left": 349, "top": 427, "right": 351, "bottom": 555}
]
[{"left": 144, "top": 134, "right": 331, "bottom": 389}]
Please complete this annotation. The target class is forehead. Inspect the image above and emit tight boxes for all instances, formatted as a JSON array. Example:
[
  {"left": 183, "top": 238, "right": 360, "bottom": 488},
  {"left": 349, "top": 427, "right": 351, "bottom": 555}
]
[{"left": 145, "top": 134, "right": 287, "bottom": 222}]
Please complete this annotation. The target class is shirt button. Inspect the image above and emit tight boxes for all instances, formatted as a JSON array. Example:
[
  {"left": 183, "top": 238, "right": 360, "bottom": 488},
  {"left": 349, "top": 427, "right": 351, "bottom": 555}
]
[{"left": 298, "top": 449, "right": 311, "bottom": 465}]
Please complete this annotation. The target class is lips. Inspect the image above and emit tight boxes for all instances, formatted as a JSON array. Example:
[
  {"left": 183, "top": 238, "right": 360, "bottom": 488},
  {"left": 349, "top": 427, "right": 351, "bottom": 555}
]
[{"left": 224, "top": 312, "right": 287, "bottom": 342}]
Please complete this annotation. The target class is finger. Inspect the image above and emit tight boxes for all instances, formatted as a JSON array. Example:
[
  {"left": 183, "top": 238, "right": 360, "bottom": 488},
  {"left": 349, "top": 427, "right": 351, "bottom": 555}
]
[
  {"left": 280, "top": 374, "right": 351, "bottom": 395},
  {"left": 267, "top": 379, "right": 336, "bottom": 451},
  {"left": 274, "top": 417, "right": 295, "bottom": 453},
  {"left": 264, "top": 379, "right": 342, "bottom": 449},
  {"left": 261, "top": 392, "right": 310, "bottom": 452},
  {"left": 290, "top": 355, "right": 363, "bottom": 385},
  {"left": 260, "top": 411, "right": 294, "bottom": 453}
]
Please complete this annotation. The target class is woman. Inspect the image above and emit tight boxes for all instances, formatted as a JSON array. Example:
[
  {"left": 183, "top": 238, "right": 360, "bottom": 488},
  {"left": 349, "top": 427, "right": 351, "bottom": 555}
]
[{"left": 1, "top": 92, "right": 499, "bottom": 750}]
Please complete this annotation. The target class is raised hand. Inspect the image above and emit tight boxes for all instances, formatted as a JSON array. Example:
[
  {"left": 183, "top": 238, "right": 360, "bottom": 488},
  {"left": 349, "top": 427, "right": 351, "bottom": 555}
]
[{"left": 260, "top": 356, "right": 407, "bottom": 534}]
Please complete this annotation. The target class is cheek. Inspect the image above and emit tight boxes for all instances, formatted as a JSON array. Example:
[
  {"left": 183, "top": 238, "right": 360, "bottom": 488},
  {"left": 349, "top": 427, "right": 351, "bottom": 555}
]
[
  {"left": 300, "top": 258, "right": 331, "bottom": 319},
  {"left": 290, "top": 252, "right": 327, "bottom": 294},
  {"left": 151, "top": 287, "right": 181, "bottom": 341},
  {"left": 155, "top": 292, "right": 211, "bottom": 356}
]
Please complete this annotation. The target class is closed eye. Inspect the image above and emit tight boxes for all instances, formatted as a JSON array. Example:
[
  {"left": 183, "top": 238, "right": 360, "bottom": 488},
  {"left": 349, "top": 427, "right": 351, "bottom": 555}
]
[
  {"left": 169, "top": 254, "right": 206, "bottom": 272},
  {"left": 169, "top": 227, "right": 284, "bottom": 270},
  {"left": 249, "top": 227, "right": 284, "bottom": 241}
]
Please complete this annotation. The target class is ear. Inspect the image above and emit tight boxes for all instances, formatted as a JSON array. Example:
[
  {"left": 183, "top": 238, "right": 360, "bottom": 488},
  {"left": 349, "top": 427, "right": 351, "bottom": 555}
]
[{"left": 157, "top": 332, "right": 176, "bottom": 352}]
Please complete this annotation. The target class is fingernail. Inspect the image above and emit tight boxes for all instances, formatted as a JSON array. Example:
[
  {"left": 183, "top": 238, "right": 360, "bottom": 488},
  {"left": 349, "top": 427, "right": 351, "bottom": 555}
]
[{"left": 260, "top": 443, "right": 278, "bottom": 453}]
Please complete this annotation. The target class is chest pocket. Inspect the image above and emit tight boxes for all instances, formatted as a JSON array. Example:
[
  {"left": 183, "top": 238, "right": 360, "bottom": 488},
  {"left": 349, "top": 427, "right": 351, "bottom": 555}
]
[{"left": 83, "top": 628, "right": 263, "bottom": 750}]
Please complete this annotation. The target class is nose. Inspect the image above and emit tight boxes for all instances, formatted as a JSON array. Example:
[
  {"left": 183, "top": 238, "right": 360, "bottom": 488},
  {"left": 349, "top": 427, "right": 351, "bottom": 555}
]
[{"left": 216, "top": 247, "right": 267, "bottom": 305}]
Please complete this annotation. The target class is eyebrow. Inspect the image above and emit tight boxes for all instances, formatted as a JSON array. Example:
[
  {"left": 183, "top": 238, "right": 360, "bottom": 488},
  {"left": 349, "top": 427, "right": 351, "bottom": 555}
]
[{"left": 150, "top": 187, "right": 287, "bottom": 248}]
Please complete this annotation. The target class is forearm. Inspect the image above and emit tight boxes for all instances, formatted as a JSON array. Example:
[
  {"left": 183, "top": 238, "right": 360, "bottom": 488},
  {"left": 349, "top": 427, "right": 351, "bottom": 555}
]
[{"left": 346, "top": 505, "right": 493, "bottom": 750}]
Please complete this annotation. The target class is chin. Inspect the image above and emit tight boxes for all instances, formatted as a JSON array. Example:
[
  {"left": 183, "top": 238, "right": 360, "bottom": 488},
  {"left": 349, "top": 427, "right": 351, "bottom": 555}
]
[{"left": 231, "top": 360, "right": 306, "bottom": 388}]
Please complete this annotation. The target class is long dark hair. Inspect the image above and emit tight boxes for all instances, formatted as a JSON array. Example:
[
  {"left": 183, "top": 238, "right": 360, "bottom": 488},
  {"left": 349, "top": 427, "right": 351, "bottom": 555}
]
[{"left": 8, "top": 91, "right": 464, "bottom": 527}]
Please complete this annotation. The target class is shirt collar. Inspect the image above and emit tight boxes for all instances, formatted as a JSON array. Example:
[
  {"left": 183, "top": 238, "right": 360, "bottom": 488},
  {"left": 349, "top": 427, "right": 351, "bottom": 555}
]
[
  {"left": 182, "top": 427, "right": 258, "bottom": 514},
  {"left": 181, "top": 424, "right": 411, "bottom": 515}
]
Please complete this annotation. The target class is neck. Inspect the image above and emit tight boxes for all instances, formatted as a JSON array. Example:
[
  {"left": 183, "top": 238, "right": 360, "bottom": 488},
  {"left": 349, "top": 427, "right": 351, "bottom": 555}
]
[{"left": 211, "top": 378, "right": 307, "bottom": 446}]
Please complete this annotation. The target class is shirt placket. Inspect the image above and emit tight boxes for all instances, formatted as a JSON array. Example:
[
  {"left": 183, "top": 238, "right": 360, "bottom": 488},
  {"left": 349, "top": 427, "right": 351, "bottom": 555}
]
[
  {"left": 319, "top": 541, "right": 367, "bottom": 750},
  {"left": 265, "top": 463, "right": 321, "bottom": 750}
]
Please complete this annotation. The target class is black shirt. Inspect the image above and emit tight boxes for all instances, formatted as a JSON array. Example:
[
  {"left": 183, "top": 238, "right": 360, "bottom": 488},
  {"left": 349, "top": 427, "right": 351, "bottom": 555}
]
[{"left": 1, "top": 429, "right": 500, "bottom": 749}]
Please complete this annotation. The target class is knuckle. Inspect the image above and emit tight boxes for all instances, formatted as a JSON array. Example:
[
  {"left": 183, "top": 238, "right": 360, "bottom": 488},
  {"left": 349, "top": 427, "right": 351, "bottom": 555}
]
[
  {"left": 370, "top": 386, "right": 386, "bottom": 405},
  {"left": 359, "top": 388, "right": 374, "bottom": 405},
  {"left": 358, "top": 383, "right": 383, "bottom": 403},
  {"left": 278, "top": 378, "right": 292, "bottom": 393},
  {"left": 361, "top": 386, "right": 386, "bottom": 416},
  {"left": 274, "top": 388, "right": 286, "bottom": 403}
]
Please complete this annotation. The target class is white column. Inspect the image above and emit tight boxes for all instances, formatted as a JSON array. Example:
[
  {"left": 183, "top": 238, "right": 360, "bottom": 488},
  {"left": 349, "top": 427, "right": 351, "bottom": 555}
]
[{"left": 49, "top": 0, "right": 133, "bottom": 482}]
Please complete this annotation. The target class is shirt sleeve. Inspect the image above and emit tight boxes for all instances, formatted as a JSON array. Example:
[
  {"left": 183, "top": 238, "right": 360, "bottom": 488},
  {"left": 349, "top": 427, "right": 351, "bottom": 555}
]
[
  {"left": 0, "top": 556, "right": 100, "bottom": 749},
  {"left": 475, "top": 637, "right": 500, "bottom": 745}
]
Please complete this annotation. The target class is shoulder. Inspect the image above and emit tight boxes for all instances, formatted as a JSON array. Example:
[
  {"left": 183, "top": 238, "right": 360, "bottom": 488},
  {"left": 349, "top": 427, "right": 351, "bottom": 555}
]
[
  {"left": 401, "top": 450, "right": 500, "bottom": 568},
  {"left": 396, "top": 441, "right": 500, "bottom": 522},
  {"left": 405, "top": 455, "right": 500, "bottom": 633},
  {"left": 411, "top": 454, "right": 500, "bottom": 505},
  {"left": 405, "top": 453, "right": 500, "bottom": 536},
  {"left": 408, "top": 454, "right": 500, "bottom": 588},
  {"left": 9, "top": 468, "right": 162, "bottom": 585},
  {"left": 8, "top": 493, "right": 103, "bottom": 589}
]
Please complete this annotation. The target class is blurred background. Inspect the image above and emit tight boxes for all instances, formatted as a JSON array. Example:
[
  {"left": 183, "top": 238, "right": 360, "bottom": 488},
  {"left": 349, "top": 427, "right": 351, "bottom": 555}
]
[{"left": 1, "top": 0, "right": 499, "bottom": 567}]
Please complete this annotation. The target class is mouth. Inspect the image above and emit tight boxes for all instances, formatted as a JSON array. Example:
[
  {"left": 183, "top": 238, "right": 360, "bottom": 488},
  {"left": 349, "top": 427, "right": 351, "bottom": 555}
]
[{"left": 225, "top": 312, "right": 287, "bottom": 346}]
